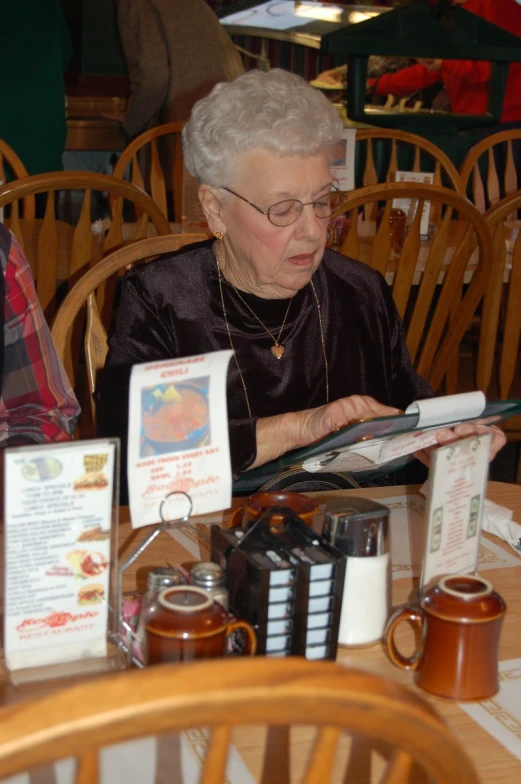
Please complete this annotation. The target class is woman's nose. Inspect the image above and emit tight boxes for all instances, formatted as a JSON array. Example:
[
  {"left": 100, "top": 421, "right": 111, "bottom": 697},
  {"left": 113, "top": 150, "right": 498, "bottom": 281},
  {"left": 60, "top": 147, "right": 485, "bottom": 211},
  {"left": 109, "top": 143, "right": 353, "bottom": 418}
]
[{"left": 294, "top": 204, "right": 325, "bottom": 240}]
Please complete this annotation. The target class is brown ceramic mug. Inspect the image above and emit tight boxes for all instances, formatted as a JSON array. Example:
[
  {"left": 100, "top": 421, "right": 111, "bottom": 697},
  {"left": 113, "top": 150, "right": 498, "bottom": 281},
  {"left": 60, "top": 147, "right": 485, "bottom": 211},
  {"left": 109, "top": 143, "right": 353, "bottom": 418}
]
[
  {"left": 230, "top": 491, "right": 318, "bottom": 529},
  {"left": 144, "top": 586, "right": 257, "bottom": 665},
  {"left": 384, "top": 574, "right": 506, "bottom": 701}
]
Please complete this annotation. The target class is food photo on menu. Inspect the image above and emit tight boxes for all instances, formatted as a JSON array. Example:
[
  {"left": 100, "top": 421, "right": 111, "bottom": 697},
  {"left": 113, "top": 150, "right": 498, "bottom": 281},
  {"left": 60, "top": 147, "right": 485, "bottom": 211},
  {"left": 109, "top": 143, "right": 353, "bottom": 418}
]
[{"left": 140, "top": 378, "right": 211, "bottom": 458}]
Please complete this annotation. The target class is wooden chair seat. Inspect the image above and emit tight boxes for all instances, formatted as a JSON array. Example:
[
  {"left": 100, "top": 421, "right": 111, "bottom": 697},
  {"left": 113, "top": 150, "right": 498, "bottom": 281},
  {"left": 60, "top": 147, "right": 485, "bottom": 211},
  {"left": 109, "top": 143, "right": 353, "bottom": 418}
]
[{"left": 0, "top": 658, "right": 479, "bottom": 784}]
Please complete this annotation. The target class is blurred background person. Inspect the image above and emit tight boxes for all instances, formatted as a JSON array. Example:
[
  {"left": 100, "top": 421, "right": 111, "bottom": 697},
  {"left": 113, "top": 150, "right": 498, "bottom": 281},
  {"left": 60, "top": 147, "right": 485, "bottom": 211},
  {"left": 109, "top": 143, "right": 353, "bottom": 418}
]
[
  {"left": 368, "top": 0, "right": 521, "bottom": 125},
  {"left": 116, "top": 0, "right": 245, "bottom": 139}
]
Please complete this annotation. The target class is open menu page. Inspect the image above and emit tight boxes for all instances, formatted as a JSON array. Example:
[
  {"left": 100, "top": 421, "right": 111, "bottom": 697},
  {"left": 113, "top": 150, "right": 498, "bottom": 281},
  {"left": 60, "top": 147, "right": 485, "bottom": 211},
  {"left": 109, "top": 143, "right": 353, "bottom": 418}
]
[
  {"left": 4, "top": 440, "right": 117, "bottom": 673},
  {"left": 233, "top": 393, "right": 521, "bottom": 494}
]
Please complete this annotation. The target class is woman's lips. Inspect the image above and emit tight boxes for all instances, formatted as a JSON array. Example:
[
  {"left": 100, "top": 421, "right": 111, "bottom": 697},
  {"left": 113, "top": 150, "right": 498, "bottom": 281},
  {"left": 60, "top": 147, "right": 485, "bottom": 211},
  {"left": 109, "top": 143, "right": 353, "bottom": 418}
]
[{"left": 287, "top": 252, "right": 315, "bottom": 266}]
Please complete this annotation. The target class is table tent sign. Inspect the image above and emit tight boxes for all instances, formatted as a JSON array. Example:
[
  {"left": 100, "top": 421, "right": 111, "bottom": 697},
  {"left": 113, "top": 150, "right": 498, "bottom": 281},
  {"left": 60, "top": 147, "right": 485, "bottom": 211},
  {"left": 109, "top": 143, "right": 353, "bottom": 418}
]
[
  {"left": 127, "top": 350, "right": 233, "bottom": 529},
  {"left": 331, "top": 128, "right": 356, "bottom": 192},
  {"left": 4, "top": 438, "right": 120, "bottom": 684},
  {"left": 393, "top": 170, "right": 434, "bottom": 238},
  {"left": 421, "top": 429, "right": 491, "bottom": 589}
]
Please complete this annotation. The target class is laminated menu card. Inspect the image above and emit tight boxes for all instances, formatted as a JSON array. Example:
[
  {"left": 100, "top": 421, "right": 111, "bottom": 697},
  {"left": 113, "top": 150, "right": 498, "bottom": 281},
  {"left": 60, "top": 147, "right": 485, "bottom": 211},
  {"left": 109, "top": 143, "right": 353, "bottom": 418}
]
[
  {"left": 393, "top": 171, "right": 434, "bottom": 236},
  {"left": 4, "top": 439, "right": 119, "bottom": 678},
  {"left": 128, "top": 350, "right": 233, "bottom": 528},
  {"left": 420, "top": 431, "right": 491, "bottom": 589},
  {"left": 233, "top": 392, "right": 521, "bottom": 494}
]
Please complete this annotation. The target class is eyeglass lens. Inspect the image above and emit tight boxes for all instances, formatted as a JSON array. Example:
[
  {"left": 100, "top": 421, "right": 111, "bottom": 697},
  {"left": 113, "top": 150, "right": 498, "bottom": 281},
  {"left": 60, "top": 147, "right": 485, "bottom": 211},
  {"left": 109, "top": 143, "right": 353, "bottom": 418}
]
[{"left": 268, "top": 197, "right": 333, "bottom": 226}]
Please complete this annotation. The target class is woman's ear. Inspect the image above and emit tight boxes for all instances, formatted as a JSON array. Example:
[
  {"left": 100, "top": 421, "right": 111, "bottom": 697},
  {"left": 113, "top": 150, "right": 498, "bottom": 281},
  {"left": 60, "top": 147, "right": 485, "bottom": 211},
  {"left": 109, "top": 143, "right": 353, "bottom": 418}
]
[{"left": 198, "top": 185, "right": 226, "bottom": 235}]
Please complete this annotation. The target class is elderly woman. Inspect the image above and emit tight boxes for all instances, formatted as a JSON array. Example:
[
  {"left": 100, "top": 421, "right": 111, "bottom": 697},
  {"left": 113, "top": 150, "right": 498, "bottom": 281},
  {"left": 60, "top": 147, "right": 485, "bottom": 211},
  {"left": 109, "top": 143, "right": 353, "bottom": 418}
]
[{"left": 96, "top": 69, "right": 504, "bottom": 492}]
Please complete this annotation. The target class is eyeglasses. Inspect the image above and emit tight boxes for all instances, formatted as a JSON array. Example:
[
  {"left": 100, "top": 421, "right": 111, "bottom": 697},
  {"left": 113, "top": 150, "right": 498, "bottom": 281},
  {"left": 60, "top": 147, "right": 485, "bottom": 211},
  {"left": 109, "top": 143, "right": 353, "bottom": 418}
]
[{"left": 221, "top": 186, "right": 336, "bottom": 228}]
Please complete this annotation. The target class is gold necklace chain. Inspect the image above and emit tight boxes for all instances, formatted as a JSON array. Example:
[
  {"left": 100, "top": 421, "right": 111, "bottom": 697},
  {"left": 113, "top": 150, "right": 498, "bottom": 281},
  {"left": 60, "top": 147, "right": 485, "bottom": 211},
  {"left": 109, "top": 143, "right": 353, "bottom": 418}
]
[
  {"left": 216, "top": 261, "right": 253, "bottom": 417},
  {"left": 229, "top": 282, "right": 292, "bottom": 360},
  {"left": 216, "top": 259, "right": 329, "bottom": 418}
]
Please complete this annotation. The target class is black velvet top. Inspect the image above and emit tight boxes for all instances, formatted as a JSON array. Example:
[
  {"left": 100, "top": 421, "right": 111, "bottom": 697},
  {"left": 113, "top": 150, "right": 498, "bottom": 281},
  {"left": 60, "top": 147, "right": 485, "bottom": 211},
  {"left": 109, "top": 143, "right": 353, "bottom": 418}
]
[{"left": 96, "top": 240, "right": 432, "bottom": 492}]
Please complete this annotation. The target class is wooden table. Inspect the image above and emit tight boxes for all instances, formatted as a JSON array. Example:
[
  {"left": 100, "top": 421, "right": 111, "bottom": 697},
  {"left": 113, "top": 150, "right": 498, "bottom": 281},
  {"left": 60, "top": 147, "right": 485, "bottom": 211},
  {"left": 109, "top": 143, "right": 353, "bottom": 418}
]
[{"left": 1, "top": 482, "right": 520, "bottom": 782}]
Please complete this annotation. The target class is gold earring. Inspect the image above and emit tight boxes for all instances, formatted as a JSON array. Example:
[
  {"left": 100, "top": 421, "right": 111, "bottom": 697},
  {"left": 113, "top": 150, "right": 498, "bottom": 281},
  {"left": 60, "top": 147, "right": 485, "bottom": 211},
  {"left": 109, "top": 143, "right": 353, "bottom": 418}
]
[{"left": 214, "top": 230, "right": 224, "bottom": 240}]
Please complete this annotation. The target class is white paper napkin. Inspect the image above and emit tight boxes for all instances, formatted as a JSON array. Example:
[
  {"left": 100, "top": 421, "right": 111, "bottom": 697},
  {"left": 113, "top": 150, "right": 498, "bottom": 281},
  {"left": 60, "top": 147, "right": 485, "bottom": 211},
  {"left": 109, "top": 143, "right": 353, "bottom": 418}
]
[{"left": 481, "top": 500, "right": 521, "bottom": 556}]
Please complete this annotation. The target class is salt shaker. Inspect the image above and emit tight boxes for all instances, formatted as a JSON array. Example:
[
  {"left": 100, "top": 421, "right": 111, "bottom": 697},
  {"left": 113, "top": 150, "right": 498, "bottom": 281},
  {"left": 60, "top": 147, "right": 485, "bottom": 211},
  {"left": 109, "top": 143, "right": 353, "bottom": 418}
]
[
  {"left": 323, "top": 498, "right": 390, "bottom": 647},
  {"left": 190, "top": 562, "right": 228, "bottom": 610}
]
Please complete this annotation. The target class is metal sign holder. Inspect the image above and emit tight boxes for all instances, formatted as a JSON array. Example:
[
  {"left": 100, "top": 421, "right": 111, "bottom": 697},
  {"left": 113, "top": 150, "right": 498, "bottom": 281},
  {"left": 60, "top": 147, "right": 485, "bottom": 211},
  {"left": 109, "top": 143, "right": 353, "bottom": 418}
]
[{"left": 114, "top": 491, "right": 194, "bottom": 667}]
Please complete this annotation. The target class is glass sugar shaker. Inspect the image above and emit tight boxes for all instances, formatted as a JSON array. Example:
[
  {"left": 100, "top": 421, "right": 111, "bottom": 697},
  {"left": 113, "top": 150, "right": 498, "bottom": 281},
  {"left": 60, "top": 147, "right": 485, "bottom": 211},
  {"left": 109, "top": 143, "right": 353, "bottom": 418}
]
[
  {"left": 190, "top": 562, "right": 228, "bottom": 610},
  {"left": 136, "top": 567, "right": 187, "bottom": 658}
]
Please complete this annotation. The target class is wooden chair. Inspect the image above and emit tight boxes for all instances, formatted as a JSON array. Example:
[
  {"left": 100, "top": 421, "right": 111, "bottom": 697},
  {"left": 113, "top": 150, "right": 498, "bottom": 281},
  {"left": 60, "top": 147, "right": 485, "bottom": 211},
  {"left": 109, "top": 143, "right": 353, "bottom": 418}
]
[
  {"left": 0, "top": 138, "right": 29, "bottom": 181},
  {"left": 112, "top": 121, "right": 185, "bottom": 223},
  {"left": 354, "top": 129, "right": 463, "bottom": 221},
  {"left": 0, "top": 171, "right": 172, "bottom": 323},
  {"left": 477, "top": 192, "right": 521, "bottom": 477},
  {"left": 51, "top": 233, "right": 209, "bottom": 426},
  {"left": 0, "top": 138, "right": 34, "bottom": 218},
  {"left": 460, "top": 129, "right": 521, "bottom": 213},
  {"left": 0, "top": 658, "right": 479, "bottom": 784},
  {"left": 329, "top": 182, "right": 492, "bottom": 393}
]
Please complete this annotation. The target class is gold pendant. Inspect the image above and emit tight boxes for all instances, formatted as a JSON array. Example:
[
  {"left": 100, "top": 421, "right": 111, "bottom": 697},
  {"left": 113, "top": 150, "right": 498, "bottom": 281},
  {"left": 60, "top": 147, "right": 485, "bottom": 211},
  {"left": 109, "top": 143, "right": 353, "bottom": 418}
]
[{"left": 271, "top": 344, "right": 285, "bottom": 360}]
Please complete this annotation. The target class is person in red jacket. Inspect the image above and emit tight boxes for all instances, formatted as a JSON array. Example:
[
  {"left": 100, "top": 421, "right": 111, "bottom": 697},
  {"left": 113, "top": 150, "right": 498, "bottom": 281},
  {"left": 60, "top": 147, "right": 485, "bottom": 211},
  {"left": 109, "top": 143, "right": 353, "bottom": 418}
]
[{"left": 371, "top": 0, "right": 521, "bottom": 122}]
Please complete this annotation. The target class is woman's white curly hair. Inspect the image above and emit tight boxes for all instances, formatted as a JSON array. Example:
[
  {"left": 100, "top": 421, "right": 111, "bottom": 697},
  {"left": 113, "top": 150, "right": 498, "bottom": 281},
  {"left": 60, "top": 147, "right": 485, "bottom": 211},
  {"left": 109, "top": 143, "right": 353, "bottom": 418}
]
[{"left": 182, "top": 68, "right": 344, "bottom": 187}]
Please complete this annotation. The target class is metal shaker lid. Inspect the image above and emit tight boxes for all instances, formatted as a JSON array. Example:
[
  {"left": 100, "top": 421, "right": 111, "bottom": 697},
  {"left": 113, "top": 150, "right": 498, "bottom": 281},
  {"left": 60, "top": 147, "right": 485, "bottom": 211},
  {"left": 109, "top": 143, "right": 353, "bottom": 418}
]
[
  {"left": 323, "top": 497, "right": 390, "bottom": 557},
  {"left": 147, "top": 566, "right": 186, "bottom": 592},
  {"left": 191, "top": 561, "right": 225, "bottom": 588}
]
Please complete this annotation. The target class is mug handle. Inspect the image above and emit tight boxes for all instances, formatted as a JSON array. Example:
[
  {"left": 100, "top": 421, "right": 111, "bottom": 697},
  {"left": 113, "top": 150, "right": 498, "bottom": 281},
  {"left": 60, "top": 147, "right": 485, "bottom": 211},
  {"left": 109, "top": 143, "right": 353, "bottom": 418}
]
[
  {"left": 226, "top": 620, "right": 257, "bottom": 656},
  {"left": 384, "top": 605, "right": 424, "bottom": 670},
  {"left": 229, "top": 505, "right": 246, "bottom": 529}
]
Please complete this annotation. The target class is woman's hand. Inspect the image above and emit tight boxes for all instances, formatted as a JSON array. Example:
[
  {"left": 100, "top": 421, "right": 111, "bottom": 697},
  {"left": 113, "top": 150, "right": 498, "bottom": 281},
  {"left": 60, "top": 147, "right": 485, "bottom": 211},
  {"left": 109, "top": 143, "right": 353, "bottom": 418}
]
[
  {"left": 413, "top": 423, "right": 506, "bottom": 467},
  {"left": 298, "top": 395, "right": 401, "bottom": 447},
  {"left": 251, "top": 396, "right": 400, "bottom": 470}
]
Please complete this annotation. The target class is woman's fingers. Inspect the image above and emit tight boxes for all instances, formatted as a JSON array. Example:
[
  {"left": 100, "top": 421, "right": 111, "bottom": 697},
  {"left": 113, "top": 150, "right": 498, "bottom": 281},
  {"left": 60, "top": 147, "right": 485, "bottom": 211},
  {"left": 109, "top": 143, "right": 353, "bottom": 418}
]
[
  {"left": 416, "top": 424, "right": 506, "bottom": 466},
  {"left": 303, "top": 396, "right": 401, "bottom": 444}
]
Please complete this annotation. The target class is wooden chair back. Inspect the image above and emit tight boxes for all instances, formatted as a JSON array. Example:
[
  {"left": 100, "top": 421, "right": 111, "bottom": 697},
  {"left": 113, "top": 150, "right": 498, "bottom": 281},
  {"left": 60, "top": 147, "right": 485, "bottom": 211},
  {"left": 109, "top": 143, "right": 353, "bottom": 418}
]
[
  {"left": 329, "top": 182, "right": 492, "bottom": 393},
  {"left": 0, "top": 171, "right": 171, "bottom": 323},
  {"left": 0, "top": 658, "right": 479, "bottom": 784},
  {"left": 0, "top": 138, "right": 34, "bottom": 217},
  {"left": 112, "top": 122, "right": 185, "bottom": 223},
  {"left": 478, "top": 192, "right": 521, "bottom": 407},
  {"left": 51, "top": 233, "right": 209, "bottom": 427},
  {"left": 354, "top": 128, "right": 463, "bottom": 221},
  {"left": 459, "top": 129, "right": 521, "bottom": 213}
]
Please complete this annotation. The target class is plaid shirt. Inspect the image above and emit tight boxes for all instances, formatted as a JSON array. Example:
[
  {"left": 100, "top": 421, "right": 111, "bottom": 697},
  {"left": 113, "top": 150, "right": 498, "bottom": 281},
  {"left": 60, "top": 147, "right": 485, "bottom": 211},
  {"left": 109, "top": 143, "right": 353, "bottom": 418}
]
[{"left": 0, "top": 226, "right": 79, "bottom": 445}]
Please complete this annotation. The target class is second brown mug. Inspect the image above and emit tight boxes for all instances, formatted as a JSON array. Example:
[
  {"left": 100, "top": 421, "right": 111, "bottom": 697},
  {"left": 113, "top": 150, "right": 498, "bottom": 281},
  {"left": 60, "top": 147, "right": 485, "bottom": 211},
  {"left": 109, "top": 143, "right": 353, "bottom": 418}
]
[{"left": 384, "top": 574, "right": 506, "bottom": 702}]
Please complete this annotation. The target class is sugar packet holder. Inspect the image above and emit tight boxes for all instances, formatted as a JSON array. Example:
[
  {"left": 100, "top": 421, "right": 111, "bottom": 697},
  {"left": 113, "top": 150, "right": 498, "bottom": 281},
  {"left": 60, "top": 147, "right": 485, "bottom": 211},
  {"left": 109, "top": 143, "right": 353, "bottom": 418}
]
[{"left": 3, "top": 438, "right": 121, "bottom": 685}]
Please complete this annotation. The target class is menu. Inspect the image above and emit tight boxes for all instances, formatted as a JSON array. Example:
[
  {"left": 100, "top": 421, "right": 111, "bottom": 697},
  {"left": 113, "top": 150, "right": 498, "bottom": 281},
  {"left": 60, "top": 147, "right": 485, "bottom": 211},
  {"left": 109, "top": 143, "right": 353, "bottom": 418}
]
[
  {"left": 127, "top": 350, "right": 233, "bottom": 528},
  {"left": 393, "top": 171, "right": 435, "bottom": 237},
  {"left": 331, "top": 128, "right": 356, "bottom": 192},
  {"left": 421, "top": 431, "right": 491, "bottom": 588},
  {"left": 4, "top": 439, "right": 117, "bottom": 674}
]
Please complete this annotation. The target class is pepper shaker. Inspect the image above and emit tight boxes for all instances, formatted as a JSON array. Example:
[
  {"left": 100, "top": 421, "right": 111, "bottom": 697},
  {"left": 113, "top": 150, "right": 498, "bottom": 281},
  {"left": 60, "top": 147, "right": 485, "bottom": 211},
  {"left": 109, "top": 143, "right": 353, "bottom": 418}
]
[{"left": 190, "top": 562, "right": 229, "bottom": 610}]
